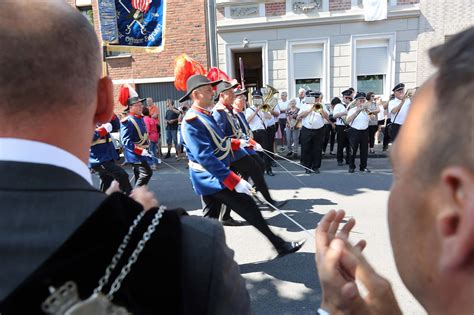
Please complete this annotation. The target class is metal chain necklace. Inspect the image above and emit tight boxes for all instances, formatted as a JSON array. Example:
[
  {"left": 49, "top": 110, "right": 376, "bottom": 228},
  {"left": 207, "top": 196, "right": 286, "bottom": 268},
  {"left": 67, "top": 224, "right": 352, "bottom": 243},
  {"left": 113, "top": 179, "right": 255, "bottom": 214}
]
[{"left": 41, "top": 206, "right": 166, "bottom": 315}]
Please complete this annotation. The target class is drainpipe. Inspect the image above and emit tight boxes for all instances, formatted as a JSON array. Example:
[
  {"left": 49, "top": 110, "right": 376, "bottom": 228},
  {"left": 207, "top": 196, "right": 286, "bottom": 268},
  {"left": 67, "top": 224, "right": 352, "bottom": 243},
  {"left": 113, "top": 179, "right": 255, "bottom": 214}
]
[{"left": 205, "top": 0, "right": 218, "bottom": 68}]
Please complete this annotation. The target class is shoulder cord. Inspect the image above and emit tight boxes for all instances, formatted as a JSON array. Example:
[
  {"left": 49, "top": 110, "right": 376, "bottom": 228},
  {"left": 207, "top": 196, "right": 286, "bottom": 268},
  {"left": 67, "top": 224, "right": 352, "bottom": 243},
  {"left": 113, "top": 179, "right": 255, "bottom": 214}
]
[
  {"left": 182, "top": 116, "right": 231, "bottom": 161},
  {"left": 129, "top": 117, "right": 149, "bottom": 146},
  {"left": 223, "top": 108, "right": 243, "bottom": 139},
  {"left": 236, "top": 113, "right": 253, "bottom": 139}
]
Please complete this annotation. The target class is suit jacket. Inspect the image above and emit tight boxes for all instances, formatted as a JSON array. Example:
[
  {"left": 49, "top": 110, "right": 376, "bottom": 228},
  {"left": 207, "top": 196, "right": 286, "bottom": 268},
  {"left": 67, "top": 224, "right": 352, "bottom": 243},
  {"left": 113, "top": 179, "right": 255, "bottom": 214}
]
[{"left": 0, "top": 161, "right": 250, "bottom": 314}]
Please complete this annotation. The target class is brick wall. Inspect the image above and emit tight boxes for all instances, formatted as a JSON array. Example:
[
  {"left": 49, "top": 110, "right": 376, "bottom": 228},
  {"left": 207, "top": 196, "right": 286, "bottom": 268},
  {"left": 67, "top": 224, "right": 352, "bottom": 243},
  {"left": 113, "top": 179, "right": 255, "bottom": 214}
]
[
  {"left": 329, "top": 0, "right": 352, "bottom": 11},
  {"left": 265, "top": 1, "right": 286, "bottom": 16},
  {"left": 398, "top": 0, "right": 420, "bottom": 4}
]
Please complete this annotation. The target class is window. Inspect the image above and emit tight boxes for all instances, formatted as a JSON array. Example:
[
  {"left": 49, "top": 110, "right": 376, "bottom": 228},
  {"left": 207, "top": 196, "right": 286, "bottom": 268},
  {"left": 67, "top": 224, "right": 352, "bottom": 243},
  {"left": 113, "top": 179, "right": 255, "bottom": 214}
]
[
  {"left": 293, "top": 49, "right": 323, "bottom": 95},
  {"left": 355, "top": 41, "right": 388, "bottom": 95},
  {"left": 78, "top": 6, "right": 93, "bottom": 25}
]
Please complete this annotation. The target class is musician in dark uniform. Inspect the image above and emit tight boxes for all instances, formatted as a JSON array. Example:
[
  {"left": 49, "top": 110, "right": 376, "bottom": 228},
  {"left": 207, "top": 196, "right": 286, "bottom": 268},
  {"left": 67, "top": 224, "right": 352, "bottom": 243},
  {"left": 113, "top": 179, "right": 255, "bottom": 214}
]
[
  {"left": 297, "top": 90, "right": 330, "bottom": 174},
  {"left": 346, "top": 92, "right": 371, "bottom": 173},
  {"left": 180, "top": 74, "right": 304, "bottom": 257},
  {"left": 333, "top": 90, "right": 352, "bottom": 166},
  {"left": 89, "top": 114, "right": 132, "bottom": 195},
  {"left": 245, "top": 89, "right": 274, "bottom": 176},
  {"left": 119, "top": 87, "right": 154, "bottom": 187}
]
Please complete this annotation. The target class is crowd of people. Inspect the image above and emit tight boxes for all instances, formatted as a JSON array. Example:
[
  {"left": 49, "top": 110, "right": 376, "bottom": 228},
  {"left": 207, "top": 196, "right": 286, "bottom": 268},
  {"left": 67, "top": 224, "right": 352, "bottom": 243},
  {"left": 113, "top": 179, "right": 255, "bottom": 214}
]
[{"left": 1, "top": 1, "right": 473, "bottom": 314}]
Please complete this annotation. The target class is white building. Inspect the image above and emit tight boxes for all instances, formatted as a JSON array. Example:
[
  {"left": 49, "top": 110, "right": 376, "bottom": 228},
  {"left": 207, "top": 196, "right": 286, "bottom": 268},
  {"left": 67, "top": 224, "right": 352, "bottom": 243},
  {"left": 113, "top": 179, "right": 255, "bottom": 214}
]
[{"left": 215, "top": 0, "right": 474, "bottom": 100}]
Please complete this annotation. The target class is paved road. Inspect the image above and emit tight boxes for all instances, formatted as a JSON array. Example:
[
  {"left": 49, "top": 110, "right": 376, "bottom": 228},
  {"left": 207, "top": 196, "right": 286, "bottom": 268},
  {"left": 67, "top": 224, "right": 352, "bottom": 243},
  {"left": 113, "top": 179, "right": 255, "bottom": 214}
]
[{"left": 92, "top": 154, "right": 425, "bottom": 315}]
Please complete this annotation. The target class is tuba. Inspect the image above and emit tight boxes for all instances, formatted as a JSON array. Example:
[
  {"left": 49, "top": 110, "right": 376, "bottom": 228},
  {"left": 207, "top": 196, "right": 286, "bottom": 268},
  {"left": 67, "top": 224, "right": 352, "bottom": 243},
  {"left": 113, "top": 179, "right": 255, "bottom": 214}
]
[{"left": 261, "top": 84, "right": 279, "bottom": 112}]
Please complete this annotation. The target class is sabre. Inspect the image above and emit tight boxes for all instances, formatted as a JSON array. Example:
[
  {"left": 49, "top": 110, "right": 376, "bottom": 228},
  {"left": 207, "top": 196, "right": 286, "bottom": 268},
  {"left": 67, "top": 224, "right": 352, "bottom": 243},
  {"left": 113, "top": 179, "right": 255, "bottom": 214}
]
[
  {"left": 252, "top": 191, "right": 313, "bottom": 238},
  {"left": 149, "top": 156, "right": 189, "bottom": 177},
  {"left": 261, "top": 150, "right": 307, "bottom": 186},
  {"left": 259, "top": 147, "right": 314, "bottom": 173}
]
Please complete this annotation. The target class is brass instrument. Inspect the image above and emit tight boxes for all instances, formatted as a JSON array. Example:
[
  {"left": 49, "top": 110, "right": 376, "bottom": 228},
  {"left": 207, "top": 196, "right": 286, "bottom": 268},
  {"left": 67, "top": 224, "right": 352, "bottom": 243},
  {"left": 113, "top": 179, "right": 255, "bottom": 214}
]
[
  {"left": 260, "top": 84, "right": 279, "bottom": 112},
  {"left": 404, "top": 87, "right": 417, "bottom": 100},
  {"left": 312, "top": 103, "right": 323, "bottom": 112}
]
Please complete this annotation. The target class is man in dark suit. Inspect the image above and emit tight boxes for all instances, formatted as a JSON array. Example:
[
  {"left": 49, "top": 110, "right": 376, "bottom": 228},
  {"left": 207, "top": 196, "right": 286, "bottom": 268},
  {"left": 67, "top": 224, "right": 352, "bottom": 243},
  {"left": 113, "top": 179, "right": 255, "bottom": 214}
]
[{"left": 0, "top": 1, "right": 249, "bottom": 314}]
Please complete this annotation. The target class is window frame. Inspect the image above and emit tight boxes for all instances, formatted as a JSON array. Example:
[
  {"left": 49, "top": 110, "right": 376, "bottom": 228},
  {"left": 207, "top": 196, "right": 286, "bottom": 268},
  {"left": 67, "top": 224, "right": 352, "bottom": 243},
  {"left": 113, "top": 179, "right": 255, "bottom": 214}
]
[
  {"left": 351, "top": 33, "right": 395, "bottom": 99},
  {"left": 287, "top": 38, "right": 330, "bottom": 99}
]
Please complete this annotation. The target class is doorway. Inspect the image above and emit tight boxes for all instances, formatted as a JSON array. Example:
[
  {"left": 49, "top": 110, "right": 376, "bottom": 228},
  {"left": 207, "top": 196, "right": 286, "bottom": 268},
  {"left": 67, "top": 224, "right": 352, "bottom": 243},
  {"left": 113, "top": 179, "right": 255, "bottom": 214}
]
[{"left": 232, "top": 49, "right": 263, "bottom": 90}]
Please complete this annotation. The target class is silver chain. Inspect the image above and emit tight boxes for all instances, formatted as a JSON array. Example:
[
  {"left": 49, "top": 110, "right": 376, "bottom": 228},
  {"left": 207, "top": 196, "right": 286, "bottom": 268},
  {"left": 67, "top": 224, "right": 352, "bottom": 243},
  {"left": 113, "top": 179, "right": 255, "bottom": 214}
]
[{"left": 94, "top": 206, "right": 166, "bottom": 300}]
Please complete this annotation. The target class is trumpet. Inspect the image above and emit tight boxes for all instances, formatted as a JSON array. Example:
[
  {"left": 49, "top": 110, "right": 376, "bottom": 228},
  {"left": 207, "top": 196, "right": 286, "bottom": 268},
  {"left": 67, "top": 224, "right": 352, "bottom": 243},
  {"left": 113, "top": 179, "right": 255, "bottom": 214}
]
[
  {"left": 404, "top": 87, "right": 417, "bottom": 100},
  {"left": 312, "top": 103, "right": 323, "bottom": 112}
]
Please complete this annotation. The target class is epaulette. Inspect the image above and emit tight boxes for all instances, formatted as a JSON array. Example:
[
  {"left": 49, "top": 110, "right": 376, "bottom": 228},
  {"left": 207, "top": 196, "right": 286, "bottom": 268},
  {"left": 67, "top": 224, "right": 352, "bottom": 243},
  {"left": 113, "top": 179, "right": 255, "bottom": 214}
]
[
  {"left": 214, "top": 104, "right": 226, "bottom": 111},
  {"left": 185, "top": 112, "right": 198, "bottom": 121}
]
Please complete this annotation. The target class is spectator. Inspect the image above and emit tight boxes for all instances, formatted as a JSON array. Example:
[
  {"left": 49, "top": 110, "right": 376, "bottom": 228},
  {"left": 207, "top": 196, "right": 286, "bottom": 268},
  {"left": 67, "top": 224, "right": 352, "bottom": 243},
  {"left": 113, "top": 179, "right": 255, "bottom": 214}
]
[
  {"left": 365, "top": 92, "right": 381, "bottom": 154},
  {"left": 0, "top": 2, "right": 250, "bottom": 313},
  {"left": 277, "top": 91, "right": 289, "bottom": 146},
  {"left": 164, "top": 99, "right": 180, "bottom": 159},
  {"left": 285, "top": 98, "right": 301, "bottom": 158},
  {"left": 315, "top": 26, "right": 474, "bottom": 315},
  {"left": 142, "top": 106, "right": 161, "bottom": 170}
]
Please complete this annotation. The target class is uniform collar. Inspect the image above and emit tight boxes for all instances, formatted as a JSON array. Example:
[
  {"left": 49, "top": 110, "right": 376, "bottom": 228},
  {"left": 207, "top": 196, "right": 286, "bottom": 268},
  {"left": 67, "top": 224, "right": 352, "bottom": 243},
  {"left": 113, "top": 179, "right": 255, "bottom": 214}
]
[
  {"left": 129, "top": 113, "right": 143, "bottom": 118},
  {"left": 191, "top": 104, "right": 212, "bottom": 116}
]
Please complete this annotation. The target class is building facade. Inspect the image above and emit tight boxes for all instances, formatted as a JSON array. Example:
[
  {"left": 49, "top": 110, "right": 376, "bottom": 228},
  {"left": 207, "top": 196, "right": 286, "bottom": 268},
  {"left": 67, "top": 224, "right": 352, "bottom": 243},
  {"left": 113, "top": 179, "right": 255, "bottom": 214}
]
[{"left": 216, "top": 0, "right": 474, "bottom": 100}]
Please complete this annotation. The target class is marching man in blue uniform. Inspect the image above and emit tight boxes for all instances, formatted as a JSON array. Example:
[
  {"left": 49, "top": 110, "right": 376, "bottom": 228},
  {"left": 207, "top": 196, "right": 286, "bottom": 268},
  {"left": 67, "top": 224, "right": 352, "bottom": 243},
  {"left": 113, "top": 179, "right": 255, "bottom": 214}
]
[
  {"left": 179, "top": 74, "right": 304, "bottom": 257},
  {"left": 118, "top": 84, "right": 154, "bottom": 187},
  {"left": 212, "top": 81, "right": 287, "bottom": 225},
  {"left": 89, "top": 114, "right": 133, "bottom": 194}
]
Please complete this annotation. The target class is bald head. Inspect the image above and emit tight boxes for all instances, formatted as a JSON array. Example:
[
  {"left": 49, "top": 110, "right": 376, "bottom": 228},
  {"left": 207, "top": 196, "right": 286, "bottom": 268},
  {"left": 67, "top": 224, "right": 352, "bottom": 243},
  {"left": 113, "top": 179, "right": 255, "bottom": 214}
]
[{"left": 0, "top": 0, "right": 101, "bottom": 116}]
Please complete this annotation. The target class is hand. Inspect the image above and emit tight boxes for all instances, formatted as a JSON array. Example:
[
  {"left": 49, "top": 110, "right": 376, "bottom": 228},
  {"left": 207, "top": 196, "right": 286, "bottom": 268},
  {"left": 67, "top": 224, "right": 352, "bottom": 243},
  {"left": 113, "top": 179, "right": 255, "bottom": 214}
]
[
  {"left": 105, "top": 180, "right": 121, "bottom": 195},
  {"left": 315, "top": 210, "right": 366, "bottom": 314},
  {"left": 239, "top": 139, "right": 250, "bottom": 149},
  {"left": 254, "top": 142, "right": 263, "bottom": 152},
  {"left": 330, "top": 241, "right": 403, "bottom": 315},
  {"left": 102, "top": 123, "right": 113, "bottom": 133},
  {"left": 130, "top": 186, "right": 159, "bottom": 212},
  {"left": 141, "top": 149, "right": 152, "bottom": 157},
  {"left": 234, "top": 179, "right": 253, "bottom": 195}
]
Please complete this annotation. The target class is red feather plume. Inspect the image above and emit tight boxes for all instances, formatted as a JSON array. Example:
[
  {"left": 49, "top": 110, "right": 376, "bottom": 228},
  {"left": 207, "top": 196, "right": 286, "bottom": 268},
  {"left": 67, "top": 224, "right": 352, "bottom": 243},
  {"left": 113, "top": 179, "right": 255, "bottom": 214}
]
[
  {"left": 118, "top": 85, "right": 130, "bottom": 107},
  {"left": 174, "top": 54, "right": 206, "bottom": 91},
  {"left": 206, "top": 67, "right": 232, "bottom": 82}
]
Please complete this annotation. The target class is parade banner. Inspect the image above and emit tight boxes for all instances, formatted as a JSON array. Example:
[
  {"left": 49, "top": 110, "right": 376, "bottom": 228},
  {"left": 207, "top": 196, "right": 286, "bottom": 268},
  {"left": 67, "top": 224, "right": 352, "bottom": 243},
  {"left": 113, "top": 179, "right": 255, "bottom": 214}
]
[{"left": 98, "top": 0, "right": 166, "bottom": 52}]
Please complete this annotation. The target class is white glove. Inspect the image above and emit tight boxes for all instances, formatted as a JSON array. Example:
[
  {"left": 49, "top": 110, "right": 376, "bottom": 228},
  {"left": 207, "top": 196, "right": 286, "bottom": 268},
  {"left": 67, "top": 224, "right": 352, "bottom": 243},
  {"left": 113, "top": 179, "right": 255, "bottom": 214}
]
[
  {"left": 141, "top": 149, "right": 152, "bottom": 157},
  {"left": 102, "top": 123, "right": 113, "bottom": 133},
  {"left": 254, "top": 142, "right": 263, "bottom": 152},
  {"left": 239, "top": 139, "right": 250, "bottom": 149},
  {"left": 234, "top": 179, "right": 253, "bottom": 195}
]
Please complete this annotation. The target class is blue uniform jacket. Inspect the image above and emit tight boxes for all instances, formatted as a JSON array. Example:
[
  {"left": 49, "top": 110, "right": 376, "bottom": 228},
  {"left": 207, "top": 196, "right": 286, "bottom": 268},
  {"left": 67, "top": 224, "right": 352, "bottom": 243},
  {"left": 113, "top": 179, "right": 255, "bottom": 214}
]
[
  {"left": 120, "top": 114, "right": 152, "bottom": 164},
  {"left": 235, "top": 111, "right": 257, "bottom": 156},
  {"left": 212, "top": 103, "right": 248, "bottom": 162},
  {"left": 182, "top": 106, "right": 241, "bottom": 196},
  {"left": 89, "top": 115, "right": 120, "bottom": 167}
]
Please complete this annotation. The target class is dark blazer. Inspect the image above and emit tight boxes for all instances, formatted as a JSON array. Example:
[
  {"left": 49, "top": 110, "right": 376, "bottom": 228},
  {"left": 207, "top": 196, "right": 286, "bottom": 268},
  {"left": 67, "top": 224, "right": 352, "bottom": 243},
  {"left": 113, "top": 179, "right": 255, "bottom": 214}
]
[{"left": 0, "top": 161, "right": 250, "bottom": 314}]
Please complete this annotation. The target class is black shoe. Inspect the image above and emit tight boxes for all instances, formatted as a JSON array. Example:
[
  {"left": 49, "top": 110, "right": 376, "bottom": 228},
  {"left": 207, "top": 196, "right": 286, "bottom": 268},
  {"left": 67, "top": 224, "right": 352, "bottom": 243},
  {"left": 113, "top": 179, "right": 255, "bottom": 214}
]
[
  {"left": 330, "top": 152, "right": 335, "bottom": 155},
  {"left": 360, "top": 168, "right": 371, "bottom": 173},
  {"left": 312, "top": 168, "right": 320, "bottom": 174},
  {"left": 382, "top": 146, "right": 388, "bottom": 151},
  {"left": 345, "top": 161, "right": 350, "bottom": 165},
  {"left": 276, "top": 240, "right": 306, "bottom": 258},
  {"left": 266, "top": 169, "right": 275, "bottom": 176},
  {"left": 220, "top": 218, "right": 245, "bottom": 226},
  {"left": 271, "top": 200, "right": 287, "bottom": 208},
  {"left": 337, "top": 162, "right": 344, "bottom": 166},
  {"left": 349, "top": 168, "right": 355, "bottom": 173},
  {"left": 286, "top": 151, "right": 293, "bottom": 157},
  {"left": 164, "top": 153, "right": 171, "bottom": 159},
  {"left": 305, "top": 169, "right": 312, "bottom": 174}
]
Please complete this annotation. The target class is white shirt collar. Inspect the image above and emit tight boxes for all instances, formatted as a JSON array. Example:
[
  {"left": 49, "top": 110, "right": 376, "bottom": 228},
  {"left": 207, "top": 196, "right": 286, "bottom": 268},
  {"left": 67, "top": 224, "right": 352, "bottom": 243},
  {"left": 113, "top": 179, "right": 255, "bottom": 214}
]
[{"left": 0, "top": 138, "right": 92, "bottom": 185}]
